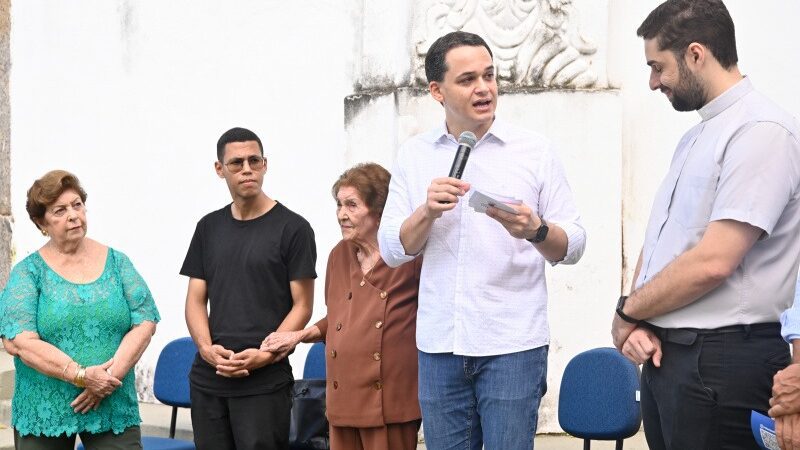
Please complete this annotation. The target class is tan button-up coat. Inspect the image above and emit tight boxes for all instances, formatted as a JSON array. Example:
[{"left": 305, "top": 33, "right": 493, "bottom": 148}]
[{"left": 315, "top": 240, "right": 422, "bottom": 427}]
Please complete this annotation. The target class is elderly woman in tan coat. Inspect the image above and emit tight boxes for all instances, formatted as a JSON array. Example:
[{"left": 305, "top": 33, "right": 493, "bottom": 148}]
[{"left": 261, "top": 162, "right": 421, "bottom": 450}]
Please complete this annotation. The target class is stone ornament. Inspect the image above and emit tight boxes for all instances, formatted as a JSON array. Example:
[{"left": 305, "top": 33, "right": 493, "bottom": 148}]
[{"left": 413, "top": 0, "right": 598, "bottom": 89}]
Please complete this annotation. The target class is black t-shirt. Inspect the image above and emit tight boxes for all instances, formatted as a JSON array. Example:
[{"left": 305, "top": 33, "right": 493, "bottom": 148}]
[{"left": 180, "top": 202, "right": 317, "bottom": 396}]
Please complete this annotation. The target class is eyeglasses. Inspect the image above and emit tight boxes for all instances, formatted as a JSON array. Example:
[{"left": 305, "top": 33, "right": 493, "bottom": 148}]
[{"left": 224, "top": 156, "right": 266, "bottom": 173}]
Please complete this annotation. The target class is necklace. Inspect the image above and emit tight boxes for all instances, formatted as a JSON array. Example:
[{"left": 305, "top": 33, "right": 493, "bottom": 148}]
[{"left": 357, "top": 249, "right": 380, "bottom": 287}]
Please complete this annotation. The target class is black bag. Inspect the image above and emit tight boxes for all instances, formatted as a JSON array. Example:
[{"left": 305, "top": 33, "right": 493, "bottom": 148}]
[{"left": 289, "top": 379, "right": 329, "bottom": 450}]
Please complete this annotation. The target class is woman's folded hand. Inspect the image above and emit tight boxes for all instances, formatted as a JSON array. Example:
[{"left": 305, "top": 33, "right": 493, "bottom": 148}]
[{"left": 84, "top": 358, "right": 122, "bottom": 397}]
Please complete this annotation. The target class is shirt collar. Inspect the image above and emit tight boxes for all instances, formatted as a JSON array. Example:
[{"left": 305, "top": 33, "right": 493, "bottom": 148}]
[
  {"left": 698, "top": 76, "right": 753, "bottom": 121},
  {"left": 425, "top": 118, "right": 509, "bottom": 146},
  {"left": 482, "top": 119, "right": 510, "bottom": 144}
]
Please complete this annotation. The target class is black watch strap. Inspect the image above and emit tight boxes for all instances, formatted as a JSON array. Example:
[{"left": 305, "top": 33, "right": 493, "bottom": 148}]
[
  {"left": 615, "top": 295, "right": 641, "bottom": 324},
  {"left": 526, "top": 219, "right": 549, "bottom": 244}
]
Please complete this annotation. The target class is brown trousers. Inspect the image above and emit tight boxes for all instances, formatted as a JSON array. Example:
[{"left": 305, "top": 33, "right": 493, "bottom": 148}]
[{"left": 330, "top": 420, "right": 421, "bottom": 450}]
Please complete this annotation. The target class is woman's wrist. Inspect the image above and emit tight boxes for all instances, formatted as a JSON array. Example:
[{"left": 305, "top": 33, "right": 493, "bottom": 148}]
[
  {"left": 297, "top": 328, "right": 312, "bottom": 344},
  {"left": 301, "top": 325, "right": 322, "bottom": 343},
  {"left": 61, "top": 360, "right": 75, "bottom": 382}
]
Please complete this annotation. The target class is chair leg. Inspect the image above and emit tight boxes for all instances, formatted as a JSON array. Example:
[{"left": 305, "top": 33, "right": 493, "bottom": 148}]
[
  {"left": 616, "top": 439, "right": 623, "bottom": 450},
  {"left": 584, "top": 438, "right": 590, "bottom": 450},
  {"left": 169, "top": 406, "right": 178, "bottom": 439}
]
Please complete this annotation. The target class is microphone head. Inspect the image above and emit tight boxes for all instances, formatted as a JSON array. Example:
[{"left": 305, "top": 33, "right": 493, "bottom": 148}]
[{"left": 458, "top": 131, "right": 477, "bottom": 149}]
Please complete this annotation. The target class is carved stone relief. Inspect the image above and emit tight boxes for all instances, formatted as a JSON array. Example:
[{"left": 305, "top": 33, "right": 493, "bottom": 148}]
[{"left": 413, "top": 0, "right": 598, "bottom": 88}]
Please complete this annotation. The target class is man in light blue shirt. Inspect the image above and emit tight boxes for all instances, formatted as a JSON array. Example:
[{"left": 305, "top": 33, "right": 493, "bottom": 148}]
[
  {"left": 378, "top": 31, "right": 585, "bottom": 450},
  {"left": 770, "top": 274, "right": 800, "bottom": 449}
]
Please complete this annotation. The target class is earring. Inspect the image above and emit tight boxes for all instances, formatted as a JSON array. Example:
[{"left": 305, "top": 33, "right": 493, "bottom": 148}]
[{"left": 41, "top": 229, "right": 48, "bottom": 237}]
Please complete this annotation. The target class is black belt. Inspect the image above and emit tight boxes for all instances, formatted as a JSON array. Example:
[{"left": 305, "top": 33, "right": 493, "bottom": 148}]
[{"left": 642, "top": 322, "right": 781, "bottom": 346}]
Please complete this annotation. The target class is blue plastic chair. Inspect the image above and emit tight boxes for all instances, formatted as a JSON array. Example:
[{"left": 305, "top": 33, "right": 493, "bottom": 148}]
[
  {"left": 79, "top": 337, "right": 196, "bottom": 450},
  {"left": 303, "top": 341, "right": 326, "bottom": 379},
  {"left": 558, "top": 347, "right": 642, "bottom": 450}
]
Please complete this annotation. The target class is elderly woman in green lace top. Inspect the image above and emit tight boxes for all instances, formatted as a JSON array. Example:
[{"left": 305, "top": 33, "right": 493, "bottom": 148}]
[{"left": 0, "top": 170, "right": 160, "bottom": 450}]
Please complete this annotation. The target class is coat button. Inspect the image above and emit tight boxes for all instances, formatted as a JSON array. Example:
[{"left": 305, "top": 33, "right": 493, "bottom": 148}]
[
  {"left": 336, "top": 322, "right": 342, "bottom": 331},
  {"left": 330, "top": 349, "right": 337, "bottom": 358},
  {"left": 373, "top": 352, "right": 381, "bottom": 361},
  {"left": 375, "top": 321, "right": 383, "bottom": 329},
  {"left": 374, "top": 381, "right": 382, "bottom": 390},
  {"left": 333, "top": 381, "right": 338, "bottom": 389},
  {"left": 380, "top": 291, "right": 388, "bottom": 300}
]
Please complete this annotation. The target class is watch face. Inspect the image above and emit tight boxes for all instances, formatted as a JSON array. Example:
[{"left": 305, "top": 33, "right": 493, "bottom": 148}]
[{"left": 533, "top": 223, "right": 549, "bottom": 243}]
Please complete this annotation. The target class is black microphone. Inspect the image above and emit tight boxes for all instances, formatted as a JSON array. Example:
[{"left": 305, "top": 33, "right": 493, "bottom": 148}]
[
  {"left": 448, "top": 131, "right": 477, "bottom": 179},
  {"left": 440, "top": 131, "right": 477, "bottom": 204}
]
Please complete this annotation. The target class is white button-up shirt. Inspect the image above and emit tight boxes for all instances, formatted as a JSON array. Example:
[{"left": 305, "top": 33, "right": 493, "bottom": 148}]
[
  {"left": 378, "top": 119, "right": 586, "bottom": 356},
  {"left": 639, "top": 78, "right": 800, "bottom": 329}
]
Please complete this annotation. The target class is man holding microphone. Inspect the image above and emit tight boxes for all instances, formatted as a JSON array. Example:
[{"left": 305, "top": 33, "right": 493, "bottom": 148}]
[{"left": 378, "top": 31, "right": 586, "bottom": 450}]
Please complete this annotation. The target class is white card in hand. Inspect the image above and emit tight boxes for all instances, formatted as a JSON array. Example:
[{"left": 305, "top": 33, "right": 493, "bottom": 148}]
[{"left": 468, "top": 190, "right": 521, "bottom": 215}]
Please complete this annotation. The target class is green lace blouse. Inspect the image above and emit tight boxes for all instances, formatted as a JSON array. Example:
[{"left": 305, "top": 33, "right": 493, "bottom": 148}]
[{"left": 0, "top": 248, "right": 160, "bottom": 437}]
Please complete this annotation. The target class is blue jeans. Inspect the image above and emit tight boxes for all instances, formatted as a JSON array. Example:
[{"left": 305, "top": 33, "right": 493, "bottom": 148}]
[{"left": 418, "top": 347, "right": 548, "bottom": 450}]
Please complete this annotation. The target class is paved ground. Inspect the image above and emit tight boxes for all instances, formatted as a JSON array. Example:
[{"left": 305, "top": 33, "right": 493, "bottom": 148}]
[
  {"left": 0, "top": 348, "right": 654, "bottom": 449},
  {"left": 0, "top": 423, "right": 10, "bottom": 450},
  {"left": 1, "top": 390, "right": 651, "bottom": 450},
  {"left": 0, "top": 412, "right": 649, "bottom": 450},
  {"left": 414, "top": 432, "right": 649, "bottom": 449}
]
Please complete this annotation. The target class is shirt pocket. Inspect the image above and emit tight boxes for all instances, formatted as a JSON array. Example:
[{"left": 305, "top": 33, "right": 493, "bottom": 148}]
[{"left": 672, "top": 174, "right": 718, "bottom": 229}]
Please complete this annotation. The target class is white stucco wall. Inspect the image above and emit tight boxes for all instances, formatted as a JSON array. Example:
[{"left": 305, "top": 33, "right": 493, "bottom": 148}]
[
  {"left": 9, "top": 0, "right": 360, "bottom": 392},
  {"left": 7, "top": 0, "right": 800, "bottom": 434}
]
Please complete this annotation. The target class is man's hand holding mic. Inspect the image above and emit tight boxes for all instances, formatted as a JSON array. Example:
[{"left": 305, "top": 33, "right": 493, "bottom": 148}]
[
  {"left": 424, "top": 177, "right": 470, "bottom": 219},
  {"left": 423, "top": 130, "right": 476, "bottom": 218},
  {"left": 399, "top": 131, "right": 476, "bottom": 256}
]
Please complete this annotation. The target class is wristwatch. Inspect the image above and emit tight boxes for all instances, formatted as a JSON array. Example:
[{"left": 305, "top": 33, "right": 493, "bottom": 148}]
[
  {"left": 615, "top": 295, "right": 641, "bottom": 324},
  {"left": 526, "top": 219, "right": 549, "bottom": 244}
]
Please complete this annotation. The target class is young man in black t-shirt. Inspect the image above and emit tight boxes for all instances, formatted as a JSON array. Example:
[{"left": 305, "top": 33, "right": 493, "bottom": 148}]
[{"left": 181, "top": 127, "right": 317, "bottom": 450}]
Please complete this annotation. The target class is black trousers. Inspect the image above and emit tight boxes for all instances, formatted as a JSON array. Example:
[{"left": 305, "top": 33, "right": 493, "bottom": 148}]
[
  {"left": 641, "top": 323, "right": 789, "bottom": 450},
  {"left": 190, "top": 384, "right": 292, "bottom": 450}
]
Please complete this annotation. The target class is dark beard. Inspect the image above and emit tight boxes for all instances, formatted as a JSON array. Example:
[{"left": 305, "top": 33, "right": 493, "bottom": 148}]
[{"left": 670, "top": 59, "right": 707, "bottom": 112}]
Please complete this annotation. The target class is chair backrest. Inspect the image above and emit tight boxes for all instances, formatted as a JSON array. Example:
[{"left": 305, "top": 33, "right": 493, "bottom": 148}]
[
  {"left": 558, "top": 347, "right": 642, "bottom": 440},
  {"left": 303, "top": 341, "right": 326, "bottom": 379},
  {"left": 153, "top": 337, "right": 196, "bottom": 408}
]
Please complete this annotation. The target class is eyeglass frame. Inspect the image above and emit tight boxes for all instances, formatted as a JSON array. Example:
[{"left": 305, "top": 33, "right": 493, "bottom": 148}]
[{"left": 223, "top": 155, "right": 266, "bottom": 174}]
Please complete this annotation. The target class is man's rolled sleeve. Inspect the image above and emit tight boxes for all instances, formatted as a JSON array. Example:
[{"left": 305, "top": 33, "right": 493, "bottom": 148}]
[
  {"left": 378, "top": 157, "right": 417, "bottom": 268},
  {"left": 378, "top": 217, "right": 415, "bottom": 268},
  {"left": 554, "top": 221, "right": 586, "bottom": 266},
  {"left": 540, "top": 145, "right": 586, "bottom": 266}
]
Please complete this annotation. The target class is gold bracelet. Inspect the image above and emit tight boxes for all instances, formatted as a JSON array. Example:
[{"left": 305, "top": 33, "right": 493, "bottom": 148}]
[
  {"left": 73, "top": 366, "right": 86, "bottom": 388},
  {"left": 61, "top": 360, "right": 73, "bottom": 382}
]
